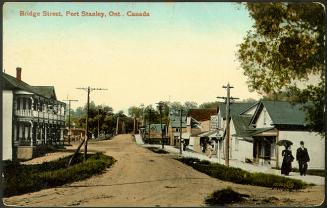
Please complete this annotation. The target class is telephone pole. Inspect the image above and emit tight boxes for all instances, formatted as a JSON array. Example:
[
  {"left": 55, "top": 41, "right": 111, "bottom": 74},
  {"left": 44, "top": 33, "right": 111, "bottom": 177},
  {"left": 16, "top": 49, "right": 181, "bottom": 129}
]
[
  {"left": 179, "top": 108, "right": 183, "bottom": 155},
  {"left": 157, "top": 101, "right": 164, "bottom": 149},
  {"left": 63, "top": 99, "right": 78, "bottom": 145},
  {"left": 77, "top": 87, "right": 107, "bottom": 161},
  {"left": 148, "top": 109, "right": 151, "bottom": 141},
  {"left": 217, "top": 83, "right": 239, "bottom": 167},
  {"left": 116, "top": 117, "right": 120, "bottom": 135},
  {"left": 97, "top": 107, "right": 102, "bottom": 138}
]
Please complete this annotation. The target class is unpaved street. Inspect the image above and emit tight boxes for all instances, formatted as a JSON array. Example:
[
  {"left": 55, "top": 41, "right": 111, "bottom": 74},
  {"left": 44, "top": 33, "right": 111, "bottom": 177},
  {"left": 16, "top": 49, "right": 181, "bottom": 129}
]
[{"left": 4, "top": 134, "right": 324, "bottom": 206}]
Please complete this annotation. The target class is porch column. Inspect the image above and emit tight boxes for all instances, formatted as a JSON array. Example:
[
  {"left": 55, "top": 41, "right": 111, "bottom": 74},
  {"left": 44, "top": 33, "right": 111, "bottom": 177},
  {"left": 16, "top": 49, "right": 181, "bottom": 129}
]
[
  {"left": 276, "top": 131, "right": 279, "bottom": 168},
  {"left": 30, "top": 97, "right": 34, "bottom": 110},
  {"left": 217, "top": 140, "right": 220, "bottom": 163},
  {"left": 40, "top": 126, "right": 44, "bottom": 144},
  {"left": 13, "top": 123, "right": 17, "bottom": 143},
  {"left": 60, "top": 127, "right": 64, "bottom": 144},
  {"left": 29, "top": 121, "right": 33, "bottom": 146},
  {"left": 18, "top": 123, "right": 22, "bottom": 143},
  {"left": 45, "top": 125, "right": 47, "bottom": 144}
]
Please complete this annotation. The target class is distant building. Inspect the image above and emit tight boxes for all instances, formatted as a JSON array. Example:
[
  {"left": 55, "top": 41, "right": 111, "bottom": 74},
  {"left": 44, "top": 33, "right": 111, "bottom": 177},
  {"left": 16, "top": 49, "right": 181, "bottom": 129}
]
[
  {"left": 2, "top": 67, "right": 66, "bottom": 160},
  {"left": 144, "top": 124, "right": 167, "bottom": 144},
  {"left": 168, "top": 115, "right": 187, "bottom": 146},
  {"left": 185, "top": 108, "right": 217, "bottom": 152}
]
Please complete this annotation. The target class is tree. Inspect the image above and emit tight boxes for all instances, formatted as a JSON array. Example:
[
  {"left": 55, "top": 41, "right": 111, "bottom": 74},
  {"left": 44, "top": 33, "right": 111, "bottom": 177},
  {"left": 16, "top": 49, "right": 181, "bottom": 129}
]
[
  {"left": 241, "top": 98, "right": 258, "bottom": 103},
  {"left": 237, "top": 2, "right": 325, "bottom": 134},
  {"left": 199, "top": 101, "right": 219, "bottom": 109},
  {"left": 184, "top": 101, "right": 198, "bottom": 111}
]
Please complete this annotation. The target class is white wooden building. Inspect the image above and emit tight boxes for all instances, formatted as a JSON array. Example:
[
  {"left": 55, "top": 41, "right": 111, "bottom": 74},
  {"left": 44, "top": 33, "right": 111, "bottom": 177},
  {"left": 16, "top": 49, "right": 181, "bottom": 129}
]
[
  {"left": 2, "top": 67, "right": 66, "bottom": 160},
  {"left": 228, "top": 101, "right": 324, "bottom": 170}
]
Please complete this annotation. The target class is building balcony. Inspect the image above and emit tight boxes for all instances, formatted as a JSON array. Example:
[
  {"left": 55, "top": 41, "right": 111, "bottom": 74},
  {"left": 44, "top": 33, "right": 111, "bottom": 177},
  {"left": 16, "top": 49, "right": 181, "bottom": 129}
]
[{"left": 14, "top": 110, "right": 65, "bottom": 121}]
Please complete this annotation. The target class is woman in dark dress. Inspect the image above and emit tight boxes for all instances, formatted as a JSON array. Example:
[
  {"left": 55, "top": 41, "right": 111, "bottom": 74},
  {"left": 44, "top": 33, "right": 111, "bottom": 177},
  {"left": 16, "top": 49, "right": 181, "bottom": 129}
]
[{"left": 281, "top": 145, "right": 294, "bottom": 176}]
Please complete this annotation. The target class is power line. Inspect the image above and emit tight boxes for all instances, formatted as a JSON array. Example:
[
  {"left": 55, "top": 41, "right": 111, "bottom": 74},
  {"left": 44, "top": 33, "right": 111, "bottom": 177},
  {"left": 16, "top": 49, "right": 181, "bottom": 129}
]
[{"left": 76, "top": 87, "right": 108, "bottom": 161}]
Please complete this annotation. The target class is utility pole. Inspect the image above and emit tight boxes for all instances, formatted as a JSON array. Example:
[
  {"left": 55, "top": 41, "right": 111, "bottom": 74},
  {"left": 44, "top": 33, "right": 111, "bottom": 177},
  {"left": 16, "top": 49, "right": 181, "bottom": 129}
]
[
  {"left": 217, "top": 83, "right": 239, "bottom": 167},
  {"left": 157, "top": 101, "right": 164, "bottom": 149},
  {"left": 116, "top": 117, "right": 120, "bottom": 135},
  {"left": 77, "top": 87, "right": 107, "bottom": 161},
  {"left": 97, "top": 107, "right": 102, "bottom": 138},
  {"left": 148, "top": 109, "right": 151, "bottom": 141},
  {"left": 133, "top": 117, "right": 136, "bottom": 134},
  {"left": 63, "top": 99, "right": 78, "bottom": 145},
  {"left": 179, "top": 108, "right": 183, "bottom": 155}
]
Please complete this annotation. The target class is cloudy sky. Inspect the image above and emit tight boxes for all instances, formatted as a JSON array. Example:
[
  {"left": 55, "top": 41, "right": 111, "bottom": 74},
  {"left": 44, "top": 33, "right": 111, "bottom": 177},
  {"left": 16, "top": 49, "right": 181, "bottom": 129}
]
[{"left": 3, "top": 2, "right": 261, "bottom": 113}]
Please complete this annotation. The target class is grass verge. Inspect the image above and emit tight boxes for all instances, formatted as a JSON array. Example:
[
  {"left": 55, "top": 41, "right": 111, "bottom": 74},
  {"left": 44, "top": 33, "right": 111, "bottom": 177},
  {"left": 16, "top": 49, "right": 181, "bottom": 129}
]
[
  {"left": 177, "top": 157, "right": 309, "bottom": 191},
  {"left": 2, "top": 152, "right": 116, "bottom": 197},
  {"left": 205, "top": 187, "right": 249, "bottom": 206},
  {"left": 272, "top": 167, "right": 325, "bottom": 177},
  {"left": 145, "top": 147, "right": 169, "bottom": 154}
]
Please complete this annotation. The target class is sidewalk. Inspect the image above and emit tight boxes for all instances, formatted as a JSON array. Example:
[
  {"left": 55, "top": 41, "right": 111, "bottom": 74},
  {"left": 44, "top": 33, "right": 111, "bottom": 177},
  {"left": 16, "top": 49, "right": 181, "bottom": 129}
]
[
  {"left": 134, "top": 134, "right": 144, "bottom": 145},
  {"left": 136, "top": 137, "right": 324, "bottom": 186}
]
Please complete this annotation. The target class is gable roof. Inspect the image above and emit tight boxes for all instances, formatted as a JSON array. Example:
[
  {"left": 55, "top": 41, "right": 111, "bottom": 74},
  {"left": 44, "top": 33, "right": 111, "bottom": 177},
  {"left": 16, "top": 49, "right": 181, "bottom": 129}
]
[
  {"left": 251, "top": 101, "right": 310, "bottom": 126},
  {"left": 187, "top": 108, "right": 217, "bottom": 121},
  {"left": 2, "top": 72, "right": 37, "bottom": 93},
  {"left": 219, "top": 102, "right": 257, "bottom": 119},
  {"left": 2, "top": 72, "right": 59, "bottom": 101},
  {"left": 31, "top": 86, "right": 57, "bottom": 100},
  {"left": 239, "top": 102, "right": 260, "bottom": 115},
  {"left": 231, "top": 115, "right": 253, "bottom": 137},
  {"left": 2, "top": 72, "right": 57, "bottom": 100}
]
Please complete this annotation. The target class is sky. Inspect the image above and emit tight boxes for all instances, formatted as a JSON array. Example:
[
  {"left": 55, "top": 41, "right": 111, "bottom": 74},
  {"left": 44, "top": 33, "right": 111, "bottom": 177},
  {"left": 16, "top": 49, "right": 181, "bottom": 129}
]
[{"left": 3, "top": 2, "right": 261, "bottom": 113}]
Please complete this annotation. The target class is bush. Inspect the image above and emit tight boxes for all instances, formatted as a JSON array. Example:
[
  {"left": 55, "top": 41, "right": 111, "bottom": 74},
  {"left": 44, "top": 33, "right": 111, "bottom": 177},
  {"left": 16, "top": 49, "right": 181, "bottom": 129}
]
[
  {"left": 3, "top": 152, "right": 115, "bottom": 197},
  {"left": 177, "top": 157, "right": 308, "bottom": 191},
  {"left": 205, "top": 187, "right": 249, "bottom": 206}
]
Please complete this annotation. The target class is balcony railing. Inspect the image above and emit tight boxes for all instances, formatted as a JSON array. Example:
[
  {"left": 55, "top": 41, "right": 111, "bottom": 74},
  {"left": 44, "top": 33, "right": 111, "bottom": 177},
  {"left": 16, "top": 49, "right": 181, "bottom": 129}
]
[{"left": 15, "top": 110, "right": 65, "bottom": 121}]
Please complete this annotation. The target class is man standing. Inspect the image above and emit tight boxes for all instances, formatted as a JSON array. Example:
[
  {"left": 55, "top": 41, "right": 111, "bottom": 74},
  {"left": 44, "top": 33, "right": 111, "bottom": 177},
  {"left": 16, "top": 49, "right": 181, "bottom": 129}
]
[{"left": 296, "top": 141, "right": 310, "bottom": 176}]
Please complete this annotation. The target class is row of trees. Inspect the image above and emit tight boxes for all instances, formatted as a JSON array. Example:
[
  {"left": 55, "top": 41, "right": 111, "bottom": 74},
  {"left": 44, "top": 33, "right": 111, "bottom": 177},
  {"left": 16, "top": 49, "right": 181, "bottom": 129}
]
[
  {"left": 127, "top": 101, "right": 220, "bottom": 125},
  {"left": 68, "top": 99, "right": 259, "bottom": 136},
  {"left": 68, "top": 101, "right": 134, "bottom": 137}
]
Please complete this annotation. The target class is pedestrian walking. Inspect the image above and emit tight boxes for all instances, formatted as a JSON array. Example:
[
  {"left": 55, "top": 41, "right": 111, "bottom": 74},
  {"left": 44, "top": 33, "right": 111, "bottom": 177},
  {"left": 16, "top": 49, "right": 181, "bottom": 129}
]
[
  {"left": 296, "top": 141, "right": 310, "bottom": 176},
  {"left": 281, "top": 145, "right": 294, "bottom": 176}
]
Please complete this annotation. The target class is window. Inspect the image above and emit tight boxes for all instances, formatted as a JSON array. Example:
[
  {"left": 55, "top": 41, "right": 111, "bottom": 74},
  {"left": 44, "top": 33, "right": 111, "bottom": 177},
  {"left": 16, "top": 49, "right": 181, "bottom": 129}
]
[{"left": 263, "top": 109, "right": 266, "bottom": 125}]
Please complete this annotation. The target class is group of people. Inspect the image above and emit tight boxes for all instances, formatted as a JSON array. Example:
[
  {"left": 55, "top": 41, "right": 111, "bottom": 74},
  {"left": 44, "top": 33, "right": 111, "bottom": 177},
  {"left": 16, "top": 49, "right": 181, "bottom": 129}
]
[{"left": 281, "top": 141, "right": 310, "bottom": 176}]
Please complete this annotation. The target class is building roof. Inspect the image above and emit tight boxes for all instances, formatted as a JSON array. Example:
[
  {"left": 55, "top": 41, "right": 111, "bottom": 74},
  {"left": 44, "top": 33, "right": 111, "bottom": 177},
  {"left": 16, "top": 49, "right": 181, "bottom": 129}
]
[
  {"left": 252, "top": 101, "right": 311, "bottom": 126},
  {"left": 169, "top": 115, "right": 187, "bottom": 128},
  {"left": 31, "top": 86, "right": 57, "bottom": 100},
  {"left": 2, "top": 72, "right": 60, "bottom": 101},
  {"left": 187, "top": 108, "right": 217, "bottom": 121},
  {"left": 219, "top": 102, "right": 257, "bottom": 119},
  {"left": 231, "top": 115, "right": 253, "bottom": 137}
]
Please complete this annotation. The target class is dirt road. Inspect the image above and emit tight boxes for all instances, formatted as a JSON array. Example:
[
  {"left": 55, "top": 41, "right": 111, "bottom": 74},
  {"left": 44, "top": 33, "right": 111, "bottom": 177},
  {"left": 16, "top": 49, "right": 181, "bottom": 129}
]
[{"left": 4, "top": 134, "right": 324, "bottom": 206}]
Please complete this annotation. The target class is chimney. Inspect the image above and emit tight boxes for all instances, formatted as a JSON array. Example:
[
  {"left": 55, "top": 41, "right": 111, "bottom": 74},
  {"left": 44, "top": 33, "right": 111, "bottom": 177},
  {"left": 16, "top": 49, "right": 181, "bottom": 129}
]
[{"left": 16, "top": 67, "right": 22, "bottom": 81}]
